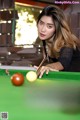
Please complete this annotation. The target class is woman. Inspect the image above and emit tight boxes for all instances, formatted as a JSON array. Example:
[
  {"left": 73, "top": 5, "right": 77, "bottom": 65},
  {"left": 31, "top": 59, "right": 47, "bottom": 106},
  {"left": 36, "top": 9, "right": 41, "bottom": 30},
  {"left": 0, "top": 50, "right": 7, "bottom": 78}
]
[{"left": 35, "top": 5, "right": 80, "bottom": 78}]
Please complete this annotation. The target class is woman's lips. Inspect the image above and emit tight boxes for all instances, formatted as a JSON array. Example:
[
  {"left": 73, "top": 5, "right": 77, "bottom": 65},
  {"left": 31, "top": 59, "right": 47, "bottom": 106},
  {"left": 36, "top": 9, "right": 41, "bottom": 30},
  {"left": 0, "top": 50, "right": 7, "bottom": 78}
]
[{"left": 40, "top": 33, "right": 46, "bottom": 37}]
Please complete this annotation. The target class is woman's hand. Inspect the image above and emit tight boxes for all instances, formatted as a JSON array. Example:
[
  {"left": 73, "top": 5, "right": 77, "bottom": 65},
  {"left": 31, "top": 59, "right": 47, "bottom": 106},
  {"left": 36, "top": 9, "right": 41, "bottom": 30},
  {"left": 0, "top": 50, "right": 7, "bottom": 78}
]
[{"left": 34, "top": 65, "right": 59, "bottom": 78}]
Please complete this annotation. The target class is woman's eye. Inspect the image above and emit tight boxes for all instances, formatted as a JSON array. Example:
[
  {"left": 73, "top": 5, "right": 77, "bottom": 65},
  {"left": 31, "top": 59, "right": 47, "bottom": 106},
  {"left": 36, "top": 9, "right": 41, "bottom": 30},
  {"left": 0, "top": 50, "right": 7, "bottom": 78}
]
[
  {"left": 48, "top": 25, "right": 53, "bottom": 29},
  {"left": 39, "top": 21, "right": 43, "bottom": 25}
]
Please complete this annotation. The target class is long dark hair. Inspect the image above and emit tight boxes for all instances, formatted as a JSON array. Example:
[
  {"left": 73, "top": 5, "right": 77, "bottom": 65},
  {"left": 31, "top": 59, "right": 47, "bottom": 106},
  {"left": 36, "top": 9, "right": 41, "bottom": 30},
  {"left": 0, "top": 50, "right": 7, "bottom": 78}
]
[{"left": 37, "top": 5, "right": 80, "bottom": 54}]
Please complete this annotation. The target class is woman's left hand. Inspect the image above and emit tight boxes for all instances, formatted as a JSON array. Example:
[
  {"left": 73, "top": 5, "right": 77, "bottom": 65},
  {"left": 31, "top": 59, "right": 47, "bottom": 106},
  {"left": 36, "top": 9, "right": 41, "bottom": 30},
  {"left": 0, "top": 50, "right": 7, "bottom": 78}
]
[{"left": 34, "top": 65, "right": 59, "bottom": 78}]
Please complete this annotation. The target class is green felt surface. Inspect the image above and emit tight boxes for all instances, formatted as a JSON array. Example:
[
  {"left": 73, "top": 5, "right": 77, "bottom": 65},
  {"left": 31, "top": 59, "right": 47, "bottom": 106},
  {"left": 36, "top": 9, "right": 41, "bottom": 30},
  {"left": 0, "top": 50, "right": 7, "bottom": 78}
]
[{"left": 0, "top": 69, "right": 80, "bottom": 120}]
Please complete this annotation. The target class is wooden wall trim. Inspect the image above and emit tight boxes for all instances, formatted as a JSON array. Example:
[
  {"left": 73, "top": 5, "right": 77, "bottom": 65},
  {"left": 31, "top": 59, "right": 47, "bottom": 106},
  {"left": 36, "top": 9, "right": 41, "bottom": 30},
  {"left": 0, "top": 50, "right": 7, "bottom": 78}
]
[{"left": 15, "top": 0, "right": 47, "bottom": 7}]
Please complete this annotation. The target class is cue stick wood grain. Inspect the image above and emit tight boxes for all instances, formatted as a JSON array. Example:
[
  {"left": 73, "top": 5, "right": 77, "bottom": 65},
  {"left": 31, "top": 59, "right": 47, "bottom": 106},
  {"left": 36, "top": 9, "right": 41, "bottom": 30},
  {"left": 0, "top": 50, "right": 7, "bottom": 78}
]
[{"left": 36, "top": 57, "right": 46, "bottom": 77}]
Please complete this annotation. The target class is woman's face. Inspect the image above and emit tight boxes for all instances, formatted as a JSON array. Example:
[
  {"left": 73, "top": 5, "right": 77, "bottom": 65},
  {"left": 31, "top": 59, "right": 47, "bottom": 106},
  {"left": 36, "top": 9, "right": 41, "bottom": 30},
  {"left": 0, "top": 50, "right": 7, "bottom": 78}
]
[{"left": 37, "top": 16, "right": 55, "bottom": 40}]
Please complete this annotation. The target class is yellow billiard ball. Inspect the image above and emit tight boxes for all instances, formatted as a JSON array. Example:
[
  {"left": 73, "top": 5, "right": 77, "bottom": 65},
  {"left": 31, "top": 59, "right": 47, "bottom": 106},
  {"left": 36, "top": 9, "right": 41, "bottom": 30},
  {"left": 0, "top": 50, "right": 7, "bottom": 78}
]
[{"left": 26, "top": 71, "right": 37, "bottom": 82}]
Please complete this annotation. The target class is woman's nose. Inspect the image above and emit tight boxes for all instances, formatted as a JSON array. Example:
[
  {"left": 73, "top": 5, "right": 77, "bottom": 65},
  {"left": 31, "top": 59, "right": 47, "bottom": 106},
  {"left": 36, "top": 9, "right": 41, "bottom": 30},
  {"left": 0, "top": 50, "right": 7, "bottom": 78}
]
[{"left": 41, "top": 25, "right": 46, "bottom": 32}]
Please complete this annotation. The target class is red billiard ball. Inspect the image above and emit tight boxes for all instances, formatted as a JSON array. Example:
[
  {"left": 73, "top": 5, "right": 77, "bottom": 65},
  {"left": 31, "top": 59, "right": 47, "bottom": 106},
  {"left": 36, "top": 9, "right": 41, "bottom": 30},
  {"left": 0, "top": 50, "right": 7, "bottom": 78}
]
[{"left": 11, "top": 73, "right": 24, "bottom": 86}]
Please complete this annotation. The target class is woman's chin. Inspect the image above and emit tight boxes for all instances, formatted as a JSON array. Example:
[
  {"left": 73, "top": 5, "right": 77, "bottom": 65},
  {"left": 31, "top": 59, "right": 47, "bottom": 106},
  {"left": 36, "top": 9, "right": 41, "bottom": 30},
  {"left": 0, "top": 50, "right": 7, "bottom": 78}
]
[{"left": 39, "top": 36, "right": 46, "bottom": 40}]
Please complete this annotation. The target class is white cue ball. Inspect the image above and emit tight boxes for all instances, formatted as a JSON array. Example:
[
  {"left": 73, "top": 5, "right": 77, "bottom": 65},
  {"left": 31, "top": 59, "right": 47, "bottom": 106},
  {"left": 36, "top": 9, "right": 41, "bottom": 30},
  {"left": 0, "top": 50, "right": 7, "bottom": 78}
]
[{"left": 26, "top": 71, "right": 37, "bottom": 82}]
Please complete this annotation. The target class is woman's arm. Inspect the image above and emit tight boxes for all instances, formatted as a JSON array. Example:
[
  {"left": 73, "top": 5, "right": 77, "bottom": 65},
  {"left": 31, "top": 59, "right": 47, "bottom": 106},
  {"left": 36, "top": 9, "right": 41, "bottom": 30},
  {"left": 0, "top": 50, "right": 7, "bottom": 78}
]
[
  {"left": 46, "top": 62, "right": 64, "bottom": 70},
  {"left": 36, "top": 47, "right": 74, "bottom": 78},
  {"left": 38, "top": 62, "right": 63, "bottom": 78}
]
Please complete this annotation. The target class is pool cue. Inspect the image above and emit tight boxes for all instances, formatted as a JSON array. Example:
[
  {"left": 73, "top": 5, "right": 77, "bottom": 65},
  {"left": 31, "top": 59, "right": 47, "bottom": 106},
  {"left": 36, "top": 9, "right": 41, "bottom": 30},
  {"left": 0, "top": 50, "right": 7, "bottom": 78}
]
[{"left": 36, "top": 57, "right": 46, "bottom": 77}]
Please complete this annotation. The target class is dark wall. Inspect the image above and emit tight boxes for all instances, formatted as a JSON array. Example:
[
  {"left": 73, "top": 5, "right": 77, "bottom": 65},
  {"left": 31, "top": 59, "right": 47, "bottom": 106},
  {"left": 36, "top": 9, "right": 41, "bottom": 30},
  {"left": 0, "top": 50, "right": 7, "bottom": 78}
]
[{"left": 64, "top": 4, "right": 80, "bottom": 39}]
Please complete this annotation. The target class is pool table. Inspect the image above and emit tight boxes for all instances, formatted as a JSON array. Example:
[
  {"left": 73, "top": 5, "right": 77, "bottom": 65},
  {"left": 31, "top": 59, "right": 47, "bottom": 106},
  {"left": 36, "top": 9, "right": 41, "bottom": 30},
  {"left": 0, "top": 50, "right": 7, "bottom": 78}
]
[{"left": 0, "top": 66, "right": 80, "bottom": 120}]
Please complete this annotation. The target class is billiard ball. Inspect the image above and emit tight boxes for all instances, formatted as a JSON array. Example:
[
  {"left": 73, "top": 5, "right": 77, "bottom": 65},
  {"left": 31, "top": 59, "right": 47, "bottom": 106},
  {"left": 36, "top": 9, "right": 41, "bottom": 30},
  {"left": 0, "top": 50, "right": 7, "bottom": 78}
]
[
  {"left": 26, "top": 71, "right": 37, "bottom": 82},
  {"left": 11, "top": 73, "right": 24, "bottom": 86}
]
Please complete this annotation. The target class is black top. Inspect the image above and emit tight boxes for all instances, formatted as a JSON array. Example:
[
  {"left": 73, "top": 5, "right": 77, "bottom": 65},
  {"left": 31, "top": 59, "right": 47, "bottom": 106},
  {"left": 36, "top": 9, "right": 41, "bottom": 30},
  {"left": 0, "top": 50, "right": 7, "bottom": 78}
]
[{"left": 49, "top": 47, "right": 80, "bottom": 72}]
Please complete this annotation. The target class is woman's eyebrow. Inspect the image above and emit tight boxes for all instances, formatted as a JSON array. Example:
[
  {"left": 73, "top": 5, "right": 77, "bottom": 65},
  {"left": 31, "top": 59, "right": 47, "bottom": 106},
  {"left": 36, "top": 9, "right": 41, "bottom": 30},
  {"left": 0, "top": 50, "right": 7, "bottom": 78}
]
[
  {"left": 40, "top": 20, "right": 54, "bottom": 25},
  {"left": 39, "top": 20, "right": 44, "bottom": 23},
  {"left": 47, "top": 23, "right": 54, "bottom": 25}
]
